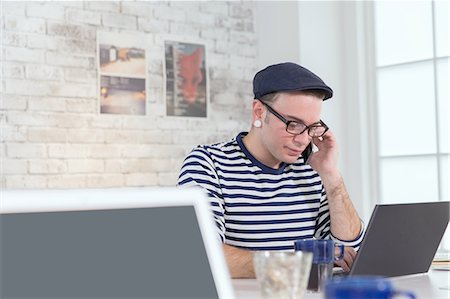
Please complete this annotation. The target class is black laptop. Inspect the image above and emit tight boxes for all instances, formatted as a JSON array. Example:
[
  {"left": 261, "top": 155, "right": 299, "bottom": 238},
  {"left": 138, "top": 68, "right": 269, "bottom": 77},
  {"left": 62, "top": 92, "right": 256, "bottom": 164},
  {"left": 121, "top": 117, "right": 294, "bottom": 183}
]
[{"left": 349, "top": 201, "right": 450, "bottom": 277}]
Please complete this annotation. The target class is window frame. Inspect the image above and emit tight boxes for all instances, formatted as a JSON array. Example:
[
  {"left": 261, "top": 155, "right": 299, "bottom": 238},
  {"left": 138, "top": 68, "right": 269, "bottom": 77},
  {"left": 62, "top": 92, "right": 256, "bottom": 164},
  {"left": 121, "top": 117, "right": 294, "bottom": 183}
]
[{"left": 367, "top": 0, "right": 449, "bottom": 252}]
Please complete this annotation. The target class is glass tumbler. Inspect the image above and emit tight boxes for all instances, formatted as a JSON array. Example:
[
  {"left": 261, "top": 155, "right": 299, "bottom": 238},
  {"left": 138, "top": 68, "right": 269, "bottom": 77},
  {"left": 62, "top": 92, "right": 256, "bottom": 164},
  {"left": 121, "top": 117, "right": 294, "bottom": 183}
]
[{"left": 253, "top": 251, "right": 313, "bottom": 299}]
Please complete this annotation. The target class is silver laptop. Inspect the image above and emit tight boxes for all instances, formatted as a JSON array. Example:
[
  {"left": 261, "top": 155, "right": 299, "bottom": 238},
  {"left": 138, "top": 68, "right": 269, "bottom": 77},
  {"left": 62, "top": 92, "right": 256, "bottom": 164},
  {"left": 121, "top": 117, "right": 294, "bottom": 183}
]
[
  {"left": 0, "top": 188, "right": 234, "bottom": 299},
  {"left": 349, "top": 201, "right": 450, "bottom": 277}
]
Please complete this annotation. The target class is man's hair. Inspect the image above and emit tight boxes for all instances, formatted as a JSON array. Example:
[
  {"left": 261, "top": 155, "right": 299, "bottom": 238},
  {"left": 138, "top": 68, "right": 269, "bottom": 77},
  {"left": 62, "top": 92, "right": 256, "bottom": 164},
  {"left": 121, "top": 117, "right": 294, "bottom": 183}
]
[
  {"left": 259, "top": 90, "right": 326, "bottom": 104},
  {"left": 259, "top": 90, "right": 325, "bottom": 124}
]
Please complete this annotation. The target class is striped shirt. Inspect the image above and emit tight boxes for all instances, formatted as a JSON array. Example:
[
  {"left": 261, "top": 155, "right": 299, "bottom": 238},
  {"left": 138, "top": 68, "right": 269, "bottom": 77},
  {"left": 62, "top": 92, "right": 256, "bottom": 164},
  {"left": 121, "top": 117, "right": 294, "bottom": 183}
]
[{"left": 178, "top": 132, "right": 364, "bottom": 251}]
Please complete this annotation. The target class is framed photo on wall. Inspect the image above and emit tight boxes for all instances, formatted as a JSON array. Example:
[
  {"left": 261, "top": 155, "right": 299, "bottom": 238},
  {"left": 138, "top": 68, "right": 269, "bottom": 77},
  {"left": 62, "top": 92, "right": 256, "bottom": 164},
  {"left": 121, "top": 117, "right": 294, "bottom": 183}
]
[
  {"left": 164, "top": 40, "right": 208, "bottom": 118},
  {"left": 98, "top": 32, "right": 147, "bottom": 115}
]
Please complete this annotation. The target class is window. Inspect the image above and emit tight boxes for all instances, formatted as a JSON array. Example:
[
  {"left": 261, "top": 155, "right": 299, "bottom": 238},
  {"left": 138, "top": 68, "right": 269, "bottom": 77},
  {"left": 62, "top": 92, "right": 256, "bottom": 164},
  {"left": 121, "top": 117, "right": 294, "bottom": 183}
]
[{"left": 373, "top": 1, "right": 449, "bottom": 251}]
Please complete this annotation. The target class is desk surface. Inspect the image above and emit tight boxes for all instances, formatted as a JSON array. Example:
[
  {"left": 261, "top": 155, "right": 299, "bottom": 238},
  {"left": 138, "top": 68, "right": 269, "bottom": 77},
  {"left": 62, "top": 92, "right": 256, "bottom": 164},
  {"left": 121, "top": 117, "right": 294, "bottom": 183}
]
[{"left": 232, "top": 269, "right": 450, "bottom": 299}]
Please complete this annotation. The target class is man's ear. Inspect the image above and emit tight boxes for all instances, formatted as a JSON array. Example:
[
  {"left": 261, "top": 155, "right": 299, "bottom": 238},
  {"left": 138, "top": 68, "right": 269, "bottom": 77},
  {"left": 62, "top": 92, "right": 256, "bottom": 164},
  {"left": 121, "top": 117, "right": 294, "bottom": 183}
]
[{"left": 252, "top": 99, "right": 265, "bottom": 121}]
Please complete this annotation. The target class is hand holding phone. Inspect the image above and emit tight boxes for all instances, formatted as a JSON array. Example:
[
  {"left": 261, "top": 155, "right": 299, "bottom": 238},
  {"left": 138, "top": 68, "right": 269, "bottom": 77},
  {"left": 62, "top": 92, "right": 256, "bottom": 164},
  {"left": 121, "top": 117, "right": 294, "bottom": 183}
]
[{"left": 306, "top": 132, "right": 339, "bottom": 176}]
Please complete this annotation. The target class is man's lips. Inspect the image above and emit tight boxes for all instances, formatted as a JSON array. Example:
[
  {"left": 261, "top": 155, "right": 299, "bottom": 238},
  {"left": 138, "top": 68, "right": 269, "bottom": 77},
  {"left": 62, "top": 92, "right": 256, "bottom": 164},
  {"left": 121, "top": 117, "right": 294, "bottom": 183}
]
[{"left": 285, "top": 146, "right": 303, "bottom": 156}]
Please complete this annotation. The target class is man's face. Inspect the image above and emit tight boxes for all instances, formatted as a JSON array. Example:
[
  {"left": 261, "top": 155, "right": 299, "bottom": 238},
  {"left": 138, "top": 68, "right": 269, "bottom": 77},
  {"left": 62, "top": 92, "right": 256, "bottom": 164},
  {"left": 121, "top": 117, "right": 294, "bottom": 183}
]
[{"left": 259, "top": 92, "right": 323, "bottom": 166}]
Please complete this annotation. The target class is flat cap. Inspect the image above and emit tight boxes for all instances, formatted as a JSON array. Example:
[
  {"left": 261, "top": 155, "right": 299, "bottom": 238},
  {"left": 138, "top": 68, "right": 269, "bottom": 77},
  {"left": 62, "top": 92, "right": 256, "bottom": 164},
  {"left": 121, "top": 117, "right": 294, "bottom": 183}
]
[{"left": 253, "top": 62, "right": 333, "bottom": 100}]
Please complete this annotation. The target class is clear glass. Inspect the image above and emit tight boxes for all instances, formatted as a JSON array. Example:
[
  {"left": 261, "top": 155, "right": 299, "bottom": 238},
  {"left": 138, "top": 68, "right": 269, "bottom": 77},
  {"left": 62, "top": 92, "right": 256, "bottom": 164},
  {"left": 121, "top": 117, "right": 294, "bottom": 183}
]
[
  {"left": 435, "top": 0, "right": 450, "bottom": 57},
  {"left": 293, "top": 239, "right": 344, "bottom": 292},
  {"left": 437, "top": 58, "right": 449, "bottom": 153},
  {"left": 374, "top": 1, "right": 433, "bottom": 66},
  {"left": 377, "top": 61, "right": 436, "bottom": 156},
  {"left": 317, "top": 263, "right": 333, "bottom": 292},
  {"left": 380, "top": 156, "right": 439, "bottom": 203},
  {"left": 253, "top": 251, "right": 312, "bottom": 299}
]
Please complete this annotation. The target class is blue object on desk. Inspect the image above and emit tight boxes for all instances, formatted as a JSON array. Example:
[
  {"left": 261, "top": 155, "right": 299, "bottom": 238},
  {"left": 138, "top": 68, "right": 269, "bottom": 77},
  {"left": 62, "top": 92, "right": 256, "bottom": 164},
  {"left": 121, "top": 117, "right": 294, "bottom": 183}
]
[
  {"left": 324, "top": 276, "right": 416, "bottom": 299},
  {"left": 294, "top": 239, "right": 344, "bottom": 264},
  {"left": 294, "top": 238, "right": 344, "bottom": 292}
]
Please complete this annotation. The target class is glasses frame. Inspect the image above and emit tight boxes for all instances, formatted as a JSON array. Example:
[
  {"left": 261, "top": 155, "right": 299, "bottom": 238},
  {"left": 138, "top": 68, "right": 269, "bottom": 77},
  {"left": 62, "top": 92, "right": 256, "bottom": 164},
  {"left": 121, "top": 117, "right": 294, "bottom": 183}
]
[{"left": 259, "top": 100, "right": 329, "bottom": 137}]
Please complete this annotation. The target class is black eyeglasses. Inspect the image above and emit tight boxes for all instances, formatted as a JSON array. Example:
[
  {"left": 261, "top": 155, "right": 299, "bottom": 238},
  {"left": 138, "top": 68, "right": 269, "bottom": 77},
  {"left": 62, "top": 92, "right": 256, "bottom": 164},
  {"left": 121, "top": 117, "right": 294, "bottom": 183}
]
[{"left": 260, "top": 100, "right": 329, "bottom": 137}]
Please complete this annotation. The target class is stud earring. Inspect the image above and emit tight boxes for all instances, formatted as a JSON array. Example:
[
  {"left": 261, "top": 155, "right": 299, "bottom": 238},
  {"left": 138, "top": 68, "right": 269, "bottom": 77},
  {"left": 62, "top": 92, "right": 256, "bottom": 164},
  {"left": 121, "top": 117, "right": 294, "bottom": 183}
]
[{"left": 253, "top": 119, "right": 262, "bottom": 128}]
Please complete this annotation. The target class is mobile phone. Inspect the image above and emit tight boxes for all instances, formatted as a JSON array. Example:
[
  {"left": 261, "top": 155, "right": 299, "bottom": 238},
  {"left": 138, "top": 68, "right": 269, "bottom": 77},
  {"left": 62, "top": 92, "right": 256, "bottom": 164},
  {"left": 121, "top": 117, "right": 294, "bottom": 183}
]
[{"left": 301, "top": 142, "right": 313, "bottom": 162}]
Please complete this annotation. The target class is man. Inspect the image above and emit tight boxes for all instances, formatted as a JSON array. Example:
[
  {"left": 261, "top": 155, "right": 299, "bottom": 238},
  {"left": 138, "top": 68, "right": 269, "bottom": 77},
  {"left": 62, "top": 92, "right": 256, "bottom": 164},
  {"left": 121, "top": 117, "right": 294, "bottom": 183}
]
[{"left": 178, "top": 62, "right": 364, "bottom": 278}]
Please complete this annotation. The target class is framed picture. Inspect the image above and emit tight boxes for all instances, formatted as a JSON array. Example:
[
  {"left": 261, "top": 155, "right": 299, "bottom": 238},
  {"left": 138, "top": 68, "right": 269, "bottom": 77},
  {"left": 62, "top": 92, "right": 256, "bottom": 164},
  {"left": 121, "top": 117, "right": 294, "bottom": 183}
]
[
  {"left": 99, "top": 76, "right": 146, "bottom": 115},
  {"left": 165, "top": 40, "right": 207, "bottom": 118},
  {"left": 98, "top": 32, "right": 147, "bottom": 115}
]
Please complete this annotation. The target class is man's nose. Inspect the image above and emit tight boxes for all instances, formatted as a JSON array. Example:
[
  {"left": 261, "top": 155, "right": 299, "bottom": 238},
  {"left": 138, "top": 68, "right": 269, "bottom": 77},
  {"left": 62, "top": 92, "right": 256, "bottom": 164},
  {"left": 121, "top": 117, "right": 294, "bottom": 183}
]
[{"left": 293, "top": 131, "right": 312, "bottom": 145}]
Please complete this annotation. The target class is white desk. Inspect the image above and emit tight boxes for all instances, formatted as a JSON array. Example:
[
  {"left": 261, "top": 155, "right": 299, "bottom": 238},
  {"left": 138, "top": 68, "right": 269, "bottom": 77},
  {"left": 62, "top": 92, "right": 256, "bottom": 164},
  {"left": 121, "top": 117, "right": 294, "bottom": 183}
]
[{"left": 232, "top": 269, "right": 450, "bottom": 299}]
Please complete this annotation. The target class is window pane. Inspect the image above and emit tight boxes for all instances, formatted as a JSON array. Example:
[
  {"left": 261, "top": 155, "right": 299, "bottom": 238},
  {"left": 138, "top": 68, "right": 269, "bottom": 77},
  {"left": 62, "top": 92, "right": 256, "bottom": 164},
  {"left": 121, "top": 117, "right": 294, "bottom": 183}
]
[
  {"left": 437, "top": 58, "right": 449, "bottom": 153},
  {"left": 377, "top": 62, "right": 436, "bottom": 156},
  {"left": 440, "top": 155, "right": 450, "bottom": 252},
  {"left": 435, "top": 0, "right": 450, "bottom": 57},
  {"left": 440, "top": 225, "right": 449, "bottom": 252},
  {"left": 380, "top": 157, "right": 439, "bottom": 203},
  {"left": 374, "top": 1, "right": 433, "bottom": 66},
  {"left": 441, "top": 155, "right": 449, "bottom": 201}
]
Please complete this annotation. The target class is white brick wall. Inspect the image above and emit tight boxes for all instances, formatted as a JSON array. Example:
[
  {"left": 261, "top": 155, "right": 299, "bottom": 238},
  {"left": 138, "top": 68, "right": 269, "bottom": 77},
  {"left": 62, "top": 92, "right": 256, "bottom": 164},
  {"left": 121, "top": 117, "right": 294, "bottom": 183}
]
[
  {"left": 85, "top": 2, "right": 120, "bottom": 13},
  {"left": 26, "top": 3, "right": 65, "bottom": 20},
  {"left": 1, "top": 1, "right": 257, "bottom": 189},
  {"left": 66, "top": 7, "right": 101, "bottom": 26}
]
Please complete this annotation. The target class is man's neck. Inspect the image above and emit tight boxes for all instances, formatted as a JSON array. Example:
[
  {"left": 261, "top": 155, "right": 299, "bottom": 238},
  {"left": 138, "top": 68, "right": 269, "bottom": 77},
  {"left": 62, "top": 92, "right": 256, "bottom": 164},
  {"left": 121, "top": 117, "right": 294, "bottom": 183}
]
[{"left": 241, "top": 130, "right": 282, "bottom": 169}]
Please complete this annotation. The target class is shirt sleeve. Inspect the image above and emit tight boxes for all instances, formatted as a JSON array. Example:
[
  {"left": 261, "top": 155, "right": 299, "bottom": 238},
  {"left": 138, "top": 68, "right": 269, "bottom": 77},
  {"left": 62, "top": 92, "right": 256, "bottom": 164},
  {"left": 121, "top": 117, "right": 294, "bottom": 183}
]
[
  {"left": 314, "top": 186, "right": 365, "bottom": 250},
  {"left": 177, "top": 146, "right": 225, "bottom": 242}
]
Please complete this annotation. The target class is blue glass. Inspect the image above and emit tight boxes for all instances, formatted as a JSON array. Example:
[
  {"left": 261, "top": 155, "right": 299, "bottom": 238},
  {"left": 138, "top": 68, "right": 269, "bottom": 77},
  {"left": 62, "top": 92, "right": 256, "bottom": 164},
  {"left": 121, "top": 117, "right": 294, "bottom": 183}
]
[
  {"left": 294, "top": 239, "right": 344, "bottom": 292},
  {"left": 294, "top": 239, "right": 344, "bottom": 264},
  {"left": 324, "top": 276, "right": 416, "bottom": 299}
]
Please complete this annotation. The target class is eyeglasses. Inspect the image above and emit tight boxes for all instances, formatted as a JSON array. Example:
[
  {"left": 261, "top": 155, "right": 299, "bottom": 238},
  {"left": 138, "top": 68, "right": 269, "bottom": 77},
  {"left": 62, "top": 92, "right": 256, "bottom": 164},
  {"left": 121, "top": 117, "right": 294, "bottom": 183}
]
[{"left": 260, "top": 100, "right": 329, "bottom": 137}]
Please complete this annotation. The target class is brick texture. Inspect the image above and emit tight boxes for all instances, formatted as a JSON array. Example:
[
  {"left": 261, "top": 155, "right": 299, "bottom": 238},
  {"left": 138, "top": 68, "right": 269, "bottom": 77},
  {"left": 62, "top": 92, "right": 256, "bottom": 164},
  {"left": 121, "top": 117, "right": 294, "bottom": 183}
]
[{"left": 1, "top": 1, "right": 256, "bottom": 188}]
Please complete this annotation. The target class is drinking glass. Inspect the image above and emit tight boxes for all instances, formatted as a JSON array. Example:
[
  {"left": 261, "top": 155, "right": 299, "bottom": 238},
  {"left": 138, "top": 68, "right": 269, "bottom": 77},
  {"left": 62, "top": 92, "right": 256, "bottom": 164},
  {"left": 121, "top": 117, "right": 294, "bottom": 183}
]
[
  {"left": 253, "top": 251, "right": 313, "bottom": 299},
  {"left": 294, "top": 238, "right": 344, "bottom": 292}
]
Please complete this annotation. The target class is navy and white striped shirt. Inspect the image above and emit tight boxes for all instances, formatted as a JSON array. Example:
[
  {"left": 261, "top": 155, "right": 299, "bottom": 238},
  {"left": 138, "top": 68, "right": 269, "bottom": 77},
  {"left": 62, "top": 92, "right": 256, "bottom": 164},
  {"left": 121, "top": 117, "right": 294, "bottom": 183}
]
[{"left": 178, "top": 132, "right": 364, "bottom": 251}]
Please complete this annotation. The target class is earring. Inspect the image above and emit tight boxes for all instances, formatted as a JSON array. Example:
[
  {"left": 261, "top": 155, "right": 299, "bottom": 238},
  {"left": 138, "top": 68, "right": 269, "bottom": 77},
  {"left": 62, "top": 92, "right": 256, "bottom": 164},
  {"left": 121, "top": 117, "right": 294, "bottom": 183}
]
[{"left": 253, "top": 119, "right": 262, "bottom": 128}]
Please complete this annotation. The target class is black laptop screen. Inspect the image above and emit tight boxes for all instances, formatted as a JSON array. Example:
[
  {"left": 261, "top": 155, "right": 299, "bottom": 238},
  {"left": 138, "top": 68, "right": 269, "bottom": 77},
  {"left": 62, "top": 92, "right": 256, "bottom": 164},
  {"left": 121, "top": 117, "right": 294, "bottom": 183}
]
[{"left": 350, "top": 201, "right": 449, "bottom": 277}]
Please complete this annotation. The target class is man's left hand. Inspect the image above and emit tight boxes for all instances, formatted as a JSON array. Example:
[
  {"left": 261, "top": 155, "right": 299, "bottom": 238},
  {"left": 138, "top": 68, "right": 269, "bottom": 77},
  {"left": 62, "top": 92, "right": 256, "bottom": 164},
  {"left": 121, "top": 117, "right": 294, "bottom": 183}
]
[
  {"left": 334, "top": 246, "right": 357, "bottom": 273},
  {"left": 307, "top": 131, "right": 339, "bottom": 177}
]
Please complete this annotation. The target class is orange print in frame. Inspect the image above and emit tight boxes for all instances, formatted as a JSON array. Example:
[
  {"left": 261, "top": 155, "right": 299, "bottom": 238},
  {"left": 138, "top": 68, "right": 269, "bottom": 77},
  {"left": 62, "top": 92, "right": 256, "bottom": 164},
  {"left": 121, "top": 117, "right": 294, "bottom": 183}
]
[{"left": 165, "top": 41, "right": 207, "bottom": 117}]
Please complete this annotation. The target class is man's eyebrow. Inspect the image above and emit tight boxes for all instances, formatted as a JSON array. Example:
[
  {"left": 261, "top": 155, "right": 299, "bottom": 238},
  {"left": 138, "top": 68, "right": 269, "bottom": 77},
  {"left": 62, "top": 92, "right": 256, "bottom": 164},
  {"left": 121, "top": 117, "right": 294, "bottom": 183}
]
[
  {"left": 284, "top": 114, "right": 306, "bottom": 124},
  {"left": 284, "top": 114, "right": 321, "bottom": 125}
]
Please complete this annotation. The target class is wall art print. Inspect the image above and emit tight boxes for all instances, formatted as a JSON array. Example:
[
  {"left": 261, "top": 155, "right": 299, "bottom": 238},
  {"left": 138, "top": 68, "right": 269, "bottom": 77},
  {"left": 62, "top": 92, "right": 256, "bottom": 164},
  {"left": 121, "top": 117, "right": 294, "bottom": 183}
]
[
  {"left": 98, "top": 32, "right": 147, "bottom": 115},
  {"left": 165, "top": 40, "right": 207, "bottom": 118}
]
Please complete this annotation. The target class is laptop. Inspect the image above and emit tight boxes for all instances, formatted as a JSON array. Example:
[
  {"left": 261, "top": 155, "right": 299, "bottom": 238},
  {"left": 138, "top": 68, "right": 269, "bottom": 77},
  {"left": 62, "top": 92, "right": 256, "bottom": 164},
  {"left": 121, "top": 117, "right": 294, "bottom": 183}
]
[
  {"left": 349, "top": 201, "right": 450, "bottom": 277},
  {"left": 0, "top": 188, "right": 234, "bottom": 299}
]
